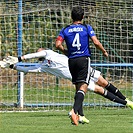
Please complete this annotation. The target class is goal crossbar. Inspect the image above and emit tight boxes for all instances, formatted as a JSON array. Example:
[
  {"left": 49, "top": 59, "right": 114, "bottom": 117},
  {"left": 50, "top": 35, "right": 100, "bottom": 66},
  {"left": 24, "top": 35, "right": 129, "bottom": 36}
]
[{"left": 17, "top": 63, "right": 133, "bottom": 67}]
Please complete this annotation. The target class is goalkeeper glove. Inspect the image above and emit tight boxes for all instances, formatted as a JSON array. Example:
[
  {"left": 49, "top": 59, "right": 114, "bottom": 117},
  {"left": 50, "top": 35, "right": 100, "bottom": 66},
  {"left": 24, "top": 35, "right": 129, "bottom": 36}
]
[
  {"left": 0, "top": 61, "right": 10, "bottom": 68},
  {"left": 0, "top": 61, "right": 15, "bottom": 69},
  {"left": 3, "top": 56, "right": 22, "bottom": 65}
]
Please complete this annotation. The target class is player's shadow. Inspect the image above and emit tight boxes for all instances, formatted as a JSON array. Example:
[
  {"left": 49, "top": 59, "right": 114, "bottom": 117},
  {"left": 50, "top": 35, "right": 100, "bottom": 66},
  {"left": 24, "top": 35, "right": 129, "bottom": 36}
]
[{"left": 28, "top": 113, "right": 67, "bottom": 117}]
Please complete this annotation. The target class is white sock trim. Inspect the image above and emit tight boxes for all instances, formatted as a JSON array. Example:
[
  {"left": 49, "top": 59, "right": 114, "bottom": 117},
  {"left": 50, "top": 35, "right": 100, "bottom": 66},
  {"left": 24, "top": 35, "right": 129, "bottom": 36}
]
[{"left": 77, "top": 90, "right": 85, "bottom": 96}]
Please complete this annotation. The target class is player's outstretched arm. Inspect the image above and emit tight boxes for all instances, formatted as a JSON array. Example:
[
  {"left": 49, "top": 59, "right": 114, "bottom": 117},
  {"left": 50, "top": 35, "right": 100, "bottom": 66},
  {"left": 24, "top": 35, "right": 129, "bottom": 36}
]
[{"left": 3, "top": 49, "right": 47, "bottom": 65}]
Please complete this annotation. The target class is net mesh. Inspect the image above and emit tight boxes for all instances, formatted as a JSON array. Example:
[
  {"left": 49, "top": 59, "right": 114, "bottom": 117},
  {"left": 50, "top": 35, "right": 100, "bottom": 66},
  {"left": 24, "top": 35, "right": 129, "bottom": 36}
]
[{"left": 0, "top": 0, "right": 132, "bottom": 111}]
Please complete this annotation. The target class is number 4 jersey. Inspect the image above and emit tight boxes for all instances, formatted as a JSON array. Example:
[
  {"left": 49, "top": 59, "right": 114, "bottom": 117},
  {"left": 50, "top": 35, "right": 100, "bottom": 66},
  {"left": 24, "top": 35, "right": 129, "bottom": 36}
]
[{"left": 57, "top": 24, "right": 95, "bottom": 58}]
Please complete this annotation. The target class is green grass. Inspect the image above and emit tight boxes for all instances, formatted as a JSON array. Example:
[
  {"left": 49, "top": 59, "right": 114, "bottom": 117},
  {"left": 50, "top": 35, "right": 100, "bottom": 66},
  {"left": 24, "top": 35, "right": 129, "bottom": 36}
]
[{"left": 0, "top": 108, "right": 133, "bottom": 133}]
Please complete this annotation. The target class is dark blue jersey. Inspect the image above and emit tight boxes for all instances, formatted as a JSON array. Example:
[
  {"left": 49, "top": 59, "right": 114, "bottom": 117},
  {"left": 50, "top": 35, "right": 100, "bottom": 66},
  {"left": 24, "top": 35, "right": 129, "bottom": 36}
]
[{"left": 58, "top": 24, "right": 95, "bottom": 58}]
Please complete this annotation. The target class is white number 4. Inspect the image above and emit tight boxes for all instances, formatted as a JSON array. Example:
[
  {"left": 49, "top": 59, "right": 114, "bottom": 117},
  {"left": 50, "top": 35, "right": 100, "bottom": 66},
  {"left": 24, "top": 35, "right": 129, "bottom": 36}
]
[{"left": 72, "top": 33, "right": 81, "bottom": 50}]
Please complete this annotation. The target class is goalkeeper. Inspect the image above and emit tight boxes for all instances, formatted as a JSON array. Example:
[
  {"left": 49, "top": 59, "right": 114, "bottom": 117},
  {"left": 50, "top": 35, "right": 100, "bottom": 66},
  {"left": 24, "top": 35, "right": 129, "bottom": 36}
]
[{"left": 1, "top": 48, "right": 133, "bottom": 124}]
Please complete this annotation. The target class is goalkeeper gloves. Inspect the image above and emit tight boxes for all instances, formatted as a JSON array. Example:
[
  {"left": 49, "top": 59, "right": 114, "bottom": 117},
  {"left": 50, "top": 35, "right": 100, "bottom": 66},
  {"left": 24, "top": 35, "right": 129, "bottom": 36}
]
[
  {"left": 0, "top": 61, "right": 10, "bottom": 68},
  {"left": 3, "top": 56, "right": 22, "bottom": 65},
  {"left": 1, "top": 56, "right": 22, "bottom": 69},
  {"left": 0, "top": 61, "right": 15, "bottom": 69}
]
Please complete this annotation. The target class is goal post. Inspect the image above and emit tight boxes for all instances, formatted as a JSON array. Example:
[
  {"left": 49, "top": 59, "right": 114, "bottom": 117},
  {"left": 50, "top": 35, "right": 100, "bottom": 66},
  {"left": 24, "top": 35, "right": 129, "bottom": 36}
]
[
  {"left": 17, "top": 0, "right": 23, "bottom": 108},
  {"left": 0, "top": 0, "right": 132, "bottom": 111}
]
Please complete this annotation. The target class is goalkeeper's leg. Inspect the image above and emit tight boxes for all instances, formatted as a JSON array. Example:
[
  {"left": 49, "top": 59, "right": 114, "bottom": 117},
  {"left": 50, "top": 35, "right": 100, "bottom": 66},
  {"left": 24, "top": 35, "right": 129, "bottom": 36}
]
[
  {"left": 97, "top": 75, "right": 126, "bottom": 100},
  {"left": 94, "top": 85, "right": 127, "bottom": 105},
  {"left": 105, "top": 82, "right": 126, "bottom": 100},
  {"left": 104, "top": 89, "right": 133, "bottom": 109},
  {"left": 94, "top": 85, "right": 133, "bottom": 110}
]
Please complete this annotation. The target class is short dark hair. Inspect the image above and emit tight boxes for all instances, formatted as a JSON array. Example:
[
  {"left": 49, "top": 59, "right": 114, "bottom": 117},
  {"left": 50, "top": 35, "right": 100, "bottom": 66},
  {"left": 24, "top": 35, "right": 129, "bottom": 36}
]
[{"left": 71, "top": 6, "right": 84, "bottom": 21}]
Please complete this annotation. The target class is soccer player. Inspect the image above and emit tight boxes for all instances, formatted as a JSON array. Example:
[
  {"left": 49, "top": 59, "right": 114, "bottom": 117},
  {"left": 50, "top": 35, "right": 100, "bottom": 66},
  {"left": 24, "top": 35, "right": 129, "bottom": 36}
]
[
  {"left": 1, "top": 48, "right": 133, "bottom": 124},
  {"left": 55, "top": 6, "right": 133, "bottom": 125}
]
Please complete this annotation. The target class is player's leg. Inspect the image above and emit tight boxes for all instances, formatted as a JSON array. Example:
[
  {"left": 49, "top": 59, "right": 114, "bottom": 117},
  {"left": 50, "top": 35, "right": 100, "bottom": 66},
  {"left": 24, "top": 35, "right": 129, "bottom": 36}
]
[
  {"left": 94, "top": 84, "right": 133, "bottom": 109},
  {"left": 70, "top": 97, "right": 89, "bottom": 124},
  {"left": 88, "top": 77, "right": 133, "bottom": 109},
  {"left": 73, "top": 91, "right": 89, "bottom": 124},
  {"left": 69, "top": 101, "right": 84, "bottom": 125},
  {"left": 90, "top": 68, "right": 127, "bottom": 100},
  {"left": 68, "top": 57, "right": 90, "bottom": 125},
  {"left": 77, "top": 103, "right": 89, "bottom": 124},
  {"left": 91, "top": 69, "right": 133, "bottom": 109},
  {"left": 96, "top": 75, "right": 126, "bottom": 100},
  {"left": 96, "top": 76, "right": 133, "bottom": 109},
  {"left": 69, "top": 83, "right": 87, "bottom": 125},
  {"left": 77, "top": 102, "right": 84, "bottom": 116},
  {"left": 103, "top": 88, "right": 133, "bottom": 109},
  {"left": 94, "top": 85, "right": 127, "bottom": 105}
]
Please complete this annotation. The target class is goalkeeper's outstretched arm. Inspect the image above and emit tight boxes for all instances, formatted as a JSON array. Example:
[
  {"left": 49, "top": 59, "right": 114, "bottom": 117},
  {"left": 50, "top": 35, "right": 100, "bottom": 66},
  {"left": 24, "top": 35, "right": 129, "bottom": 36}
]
[
  {"left": 3, "top": 48, "right": 47, "bottom": 65},
  {"left": 1, "top": 48, "right": 47, "bottom": 73},
  {"left": 21, "top": 50, "right": 47, "bottom": 60},
  {"left": 21, "top": 48, "right": 47, "bottom": 60}
]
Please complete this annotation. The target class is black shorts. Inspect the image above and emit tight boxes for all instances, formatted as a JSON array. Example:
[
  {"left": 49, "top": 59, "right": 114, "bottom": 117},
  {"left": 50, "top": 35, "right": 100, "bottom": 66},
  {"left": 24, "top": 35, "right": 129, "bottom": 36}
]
[{"left": 68, "top": 56, "right": 91, "bottom": 84}]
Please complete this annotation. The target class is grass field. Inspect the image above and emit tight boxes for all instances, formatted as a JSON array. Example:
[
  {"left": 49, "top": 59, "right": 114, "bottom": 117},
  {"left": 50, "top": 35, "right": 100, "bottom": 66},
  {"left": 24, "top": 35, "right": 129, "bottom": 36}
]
[
  {"left": 0, "top": 79, "right": 133, "bottom": 133},
  {"left": 0, "top": 108, "right": 133, "bottom": 133}
]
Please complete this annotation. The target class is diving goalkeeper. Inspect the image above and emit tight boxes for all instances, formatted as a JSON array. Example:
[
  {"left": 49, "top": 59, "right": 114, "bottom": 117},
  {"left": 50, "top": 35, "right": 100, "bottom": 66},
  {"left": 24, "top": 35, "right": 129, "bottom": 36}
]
[{"left": 1, "top": 48, "right": 133, "bottom": 124}]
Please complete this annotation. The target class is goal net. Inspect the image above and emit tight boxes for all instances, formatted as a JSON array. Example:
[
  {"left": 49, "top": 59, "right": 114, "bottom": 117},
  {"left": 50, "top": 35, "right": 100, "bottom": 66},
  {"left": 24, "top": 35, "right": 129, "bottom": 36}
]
[{"left": 0, "top": 0, "right": 132, "bottom": 111}]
